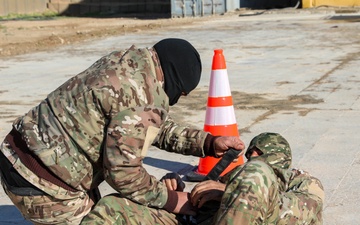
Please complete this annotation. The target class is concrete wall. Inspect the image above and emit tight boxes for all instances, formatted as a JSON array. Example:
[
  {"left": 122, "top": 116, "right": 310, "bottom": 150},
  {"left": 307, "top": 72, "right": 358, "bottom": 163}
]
[
  {"left": 0, "top": 0, "right": 241, "bottom": 17},
  {"left": 0, "top": 0, "right": 48, "bottom": 16}
]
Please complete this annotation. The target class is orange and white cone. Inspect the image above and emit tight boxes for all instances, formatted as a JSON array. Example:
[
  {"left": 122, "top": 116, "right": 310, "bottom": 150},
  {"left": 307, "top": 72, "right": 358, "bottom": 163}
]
[{"left": 187, "top": 49, "right": 244, "bottom": 181}]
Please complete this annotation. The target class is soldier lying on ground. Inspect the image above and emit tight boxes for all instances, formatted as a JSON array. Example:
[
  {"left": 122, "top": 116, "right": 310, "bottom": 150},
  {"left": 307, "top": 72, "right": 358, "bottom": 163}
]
[
  {"left": 0, "top": 38, "right": 245, "bottom": 225},
  {"left": 163, "top": 132, "right": 324, "bottom": 225}
]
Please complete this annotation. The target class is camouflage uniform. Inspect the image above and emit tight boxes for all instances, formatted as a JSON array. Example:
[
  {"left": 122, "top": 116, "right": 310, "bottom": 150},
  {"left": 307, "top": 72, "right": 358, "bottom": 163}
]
[
  {"left": 198, "top": 132, "right": 324, "bottom": 225},
  {"left": 0, "top": 45, "right": 208, "bottom": 224}
]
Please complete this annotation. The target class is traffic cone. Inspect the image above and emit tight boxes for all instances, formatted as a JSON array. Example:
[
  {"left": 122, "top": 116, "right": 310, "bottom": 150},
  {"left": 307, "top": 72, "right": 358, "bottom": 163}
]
[{"left": 186, "top": 49, "right": 244, "bottom": 181}]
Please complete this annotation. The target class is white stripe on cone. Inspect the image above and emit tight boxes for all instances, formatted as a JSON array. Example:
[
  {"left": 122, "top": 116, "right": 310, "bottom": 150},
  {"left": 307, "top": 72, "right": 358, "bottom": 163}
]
[
  {"left": 205, "top": 106, "right": 237, "bottom": 126},
  {"left": 209, "top": 69, "right": 232, "bottom": 97}
]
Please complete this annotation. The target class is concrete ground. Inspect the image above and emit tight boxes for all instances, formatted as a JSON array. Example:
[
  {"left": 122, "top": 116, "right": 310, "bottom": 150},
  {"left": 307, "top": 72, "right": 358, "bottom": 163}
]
[{"left": 1, "top": 9, "right": 360, "bottom": 224}]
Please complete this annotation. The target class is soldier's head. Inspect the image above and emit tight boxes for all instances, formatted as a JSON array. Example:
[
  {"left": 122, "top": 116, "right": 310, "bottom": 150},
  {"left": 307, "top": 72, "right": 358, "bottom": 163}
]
[
  {"left": 245, "top": 132, "right": 292, "bottom": 170},
  {"left": 153, "top": 38, "right": 202, "bottom": 106}
]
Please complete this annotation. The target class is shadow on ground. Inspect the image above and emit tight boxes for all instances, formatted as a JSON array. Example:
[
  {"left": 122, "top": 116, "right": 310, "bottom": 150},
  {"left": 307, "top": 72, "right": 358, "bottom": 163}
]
[
  {"left": 0, "top": 205, "right": 31, "bottom": 224},
  {"left": 144, "top": 157, "right": 192, "bottom": 174}
]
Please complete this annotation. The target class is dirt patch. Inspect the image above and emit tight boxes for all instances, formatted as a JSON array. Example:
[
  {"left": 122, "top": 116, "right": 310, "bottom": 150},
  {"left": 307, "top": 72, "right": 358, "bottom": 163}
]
[
  {"left": 175, "top": 89, "right": 323, "bottom": 111},
  {"left": 171, "top": 89, "right": 323, "bottom": 133},
  {"left": 0, "top": 15, "right": 215, "bottom": 58},
  {"left": 327, "top": 14, "right": 360, "bottom": 23}
]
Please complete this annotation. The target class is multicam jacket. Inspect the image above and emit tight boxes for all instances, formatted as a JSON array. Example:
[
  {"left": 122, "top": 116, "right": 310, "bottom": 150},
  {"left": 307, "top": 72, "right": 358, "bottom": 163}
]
[{"left": 1, "top": 45, "right": 208, "bottom": 208}]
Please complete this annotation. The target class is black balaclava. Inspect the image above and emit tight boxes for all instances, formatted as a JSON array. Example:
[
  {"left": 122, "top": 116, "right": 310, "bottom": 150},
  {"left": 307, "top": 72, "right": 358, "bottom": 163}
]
[{"left": 153, "top": 38, "right": 202, "bottom": 105}]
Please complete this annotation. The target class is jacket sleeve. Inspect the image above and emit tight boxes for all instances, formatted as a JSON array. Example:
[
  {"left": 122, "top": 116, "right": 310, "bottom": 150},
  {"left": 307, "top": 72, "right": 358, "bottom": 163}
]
[
  {"left": 153, "top": 115, "right": 209, "bottom": 157},
  {"left": 103, "top": 106, "right": 170, "bottom": 208},
  {"left": 287, "top": 168, "right": 325, "bottom": 202}
]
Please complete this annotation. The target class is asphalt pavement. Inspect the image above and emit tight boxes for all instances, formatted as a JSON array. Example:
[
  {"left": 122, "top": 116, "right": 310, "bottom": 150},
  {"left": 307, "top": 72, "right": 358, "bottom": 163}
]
[{"left": 1, "top": 9, "right": 360, "bottom": 224}]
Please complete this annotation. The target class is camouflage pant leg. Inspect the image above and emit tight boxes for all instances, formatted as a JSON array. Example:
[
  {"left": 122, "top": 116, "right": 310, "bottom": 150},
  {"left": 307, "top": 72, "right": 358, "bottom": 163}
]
[
  {"left": 80, "top": 193, "right": 180, "bottom": 225},
  {"left": 212, "top": 161, "right": 280, "bottom": 225},
  {"left": 2, "top": 181, "right": 94, "bottom": 225},
  {"left": 278, "top": 177, "right": 324, "bottom": 225}
]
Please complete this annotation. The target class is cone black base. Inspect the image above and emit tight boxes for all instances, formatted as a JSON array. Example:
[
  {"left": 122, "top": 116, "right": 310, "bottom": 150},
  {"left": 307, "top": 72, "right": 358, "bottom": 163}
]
[{"left": 185, "top": 168, "right": 206, "bottom": 182}]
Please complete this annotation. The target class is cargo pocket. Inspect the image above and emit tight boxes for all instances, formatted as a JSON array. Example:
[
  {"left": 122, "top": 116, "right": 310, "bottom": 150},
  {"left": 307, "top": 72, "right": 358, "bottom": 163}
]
[{"left": 4, "top": 187, "right": 93, "bottom": 225}]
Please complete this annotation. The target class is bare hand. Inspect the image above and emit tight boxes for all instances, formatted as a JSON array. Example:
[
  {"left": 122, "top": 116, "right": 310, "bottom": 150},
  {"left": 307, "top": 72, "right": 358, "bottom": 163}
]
[
  {"left": 171, "top": 192, "right": 197, "bottom": 215},
  {"left": 190, "top": 180, "right": 226, "bottom": 208},
  {"left": 214, "top": 136, "right": 245, "bottom": 158}
]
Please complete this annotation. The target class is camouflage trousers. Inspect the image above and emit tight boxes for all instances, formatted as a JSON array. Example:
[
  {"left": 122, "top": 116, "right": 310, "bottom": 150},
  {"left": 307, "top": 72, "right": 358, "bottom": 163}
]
[
  {"left": 2, "top": 182, "right": 179, "bottom": 225},
  {"left": 1, "top": 180, "right": 94, "bottom": 225},
  {"left": 201, "top": 161, "right": 324, "bottom": 225},
  {"left": 2, "top": 161, "right": 323, "bottom": 225},
  {"left": 81, "top": 193, "right": 179, "bottom": 225}
]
